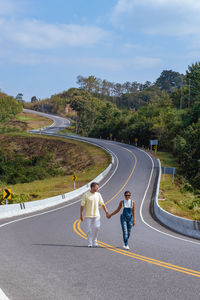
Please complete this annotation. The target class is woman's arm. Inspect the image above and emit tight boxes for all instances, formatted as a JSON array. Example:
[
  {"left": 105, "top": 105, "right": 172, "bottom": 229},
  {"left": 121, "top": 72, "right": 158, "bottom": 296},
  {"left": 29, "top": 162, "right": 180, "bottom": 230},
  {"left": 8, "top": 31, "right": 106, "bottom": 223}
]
[
  {"left": 108, "top": 201, "right": 123, "bottom": 218},
  {"left": 132, "top": 201, "right": 135, "bottom": 226}
]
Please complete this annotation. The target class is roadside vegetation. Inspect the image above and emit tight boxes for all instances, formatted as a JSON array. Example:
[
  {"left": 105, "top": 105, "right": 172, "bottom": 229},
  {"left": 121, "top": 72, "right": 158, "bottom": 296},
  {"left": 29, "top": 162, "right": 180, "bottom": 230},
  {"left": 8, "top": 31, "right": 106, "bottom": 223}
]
[
  {"left": 0, "top": 110, "right": 110, "bottom": 204},
  {"left": 2, "top": 62, "right": 200, "bottom": 219},
  {"left": 157, "top": 151, "right": 200, "bottom": 221}
]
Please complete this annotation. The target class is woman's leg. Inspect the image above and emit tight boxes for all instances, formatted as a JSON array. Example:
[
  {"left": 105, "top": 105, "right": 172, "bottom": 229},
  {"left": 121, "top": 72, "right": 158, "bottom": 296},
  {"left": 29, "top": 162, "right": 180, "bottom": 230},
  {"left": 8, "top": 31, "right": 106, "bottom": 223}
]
[
  {"left": 127, "top": 221, "right": 132, "bottom": 243},
  {"left": 120, "top": 216, "right": 128, "bottom": 246}
]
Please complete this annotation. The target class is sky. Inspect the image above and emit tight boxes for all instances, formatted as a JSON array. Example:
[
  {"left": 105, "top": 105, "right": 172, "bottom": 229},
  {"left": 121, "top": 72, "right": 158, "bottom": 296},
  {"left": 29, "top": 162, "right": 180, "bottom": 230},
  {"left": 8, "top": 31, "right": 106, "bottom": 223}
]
[{"left": 0, "top": 0, "right": 200, "bottom": 101}]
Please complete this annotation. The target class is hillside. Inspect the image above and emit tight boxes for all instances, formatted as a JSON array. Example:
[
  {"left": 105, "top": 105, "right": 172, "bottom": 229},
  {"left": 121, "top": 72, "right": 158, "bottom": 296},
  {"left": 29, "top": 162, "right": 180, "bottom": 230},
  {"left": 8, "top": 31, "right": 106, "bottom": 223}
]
[
  {"left": 0, "top": 110, "right": 110, "bottom": 203},
  {"left": 23, "top": 63, "right": 200, "bottom": 193}
]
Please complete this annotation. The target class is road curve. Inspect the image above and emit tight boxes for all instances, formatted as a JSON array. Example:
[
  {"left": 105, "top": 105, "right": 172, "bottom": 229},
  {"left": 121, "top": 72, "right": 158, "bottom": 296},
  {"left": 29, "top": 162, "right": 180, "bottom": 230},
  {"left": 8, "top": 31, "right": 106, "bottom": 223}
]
[{"left": 0, "top": 111, "right": 200, "bottom": 300}]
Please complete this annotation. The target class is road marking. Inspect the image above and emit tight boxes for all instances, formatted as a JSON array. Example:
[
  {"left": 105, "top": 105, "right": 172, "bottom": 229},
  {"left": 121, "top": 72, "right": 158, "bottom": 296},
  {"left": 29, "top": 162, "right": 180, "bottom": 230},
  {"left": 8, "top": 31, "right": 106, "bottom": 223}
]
[
  {"left": 105, "top": 147, "right": 137, "bottom": 205},
  {"left": 110, "top": 142, "right": 200, "bottom": 246},
  {"left": 137, "top": 148, "right": 200, "bottom": 246},
  {"left": 27, "top": 110, "right": 200, "bottom": 245},
  {"left": 0, "top": 288, "right": 10, "bottom": 300},
  {"left": 73, "top": 220, "right": 200, "bottom": 278},
  {"left": 73, "top": 143, "right": 200, "bottom": 277}
]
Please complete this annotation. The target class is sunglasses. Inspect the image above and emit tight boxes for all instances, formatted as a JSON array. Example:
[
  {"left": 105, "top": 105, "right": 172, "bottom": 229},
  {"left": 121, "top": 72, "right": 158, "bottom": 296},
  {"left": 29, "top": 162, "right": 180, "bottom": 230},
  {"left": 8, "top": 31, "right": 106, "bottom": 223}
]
[{"left": 125, "top": 194, "right": 131, "bottom": 196}]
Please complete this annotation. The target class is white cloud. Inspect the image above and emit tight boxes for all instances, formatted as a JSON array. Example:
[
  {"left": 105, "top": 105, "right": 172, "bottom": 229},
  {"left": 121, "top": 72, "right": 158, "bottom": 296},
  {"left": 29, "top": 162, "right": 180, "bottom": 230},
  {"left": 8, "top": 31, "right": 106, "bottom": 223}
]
[
  {"left": 111, "top": 0, "right": 200, "bottom": 38},
  {"left": 0, "top": 18, "right": 110, "bottom": 49},
  {"left": 0, "top": 0, "right": 24, "bottom": 16}
]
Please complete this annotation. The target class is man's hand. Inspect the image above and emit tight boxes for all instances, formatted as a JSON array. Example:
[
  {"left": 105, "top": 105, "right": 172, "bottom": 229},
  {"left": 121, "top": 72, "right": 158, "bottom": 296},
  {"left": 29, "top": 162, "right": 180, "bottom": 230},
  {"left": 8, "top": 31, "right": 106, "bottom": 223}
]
[{"left": 80, "top": 215, "right": 84, "bottom": 222}]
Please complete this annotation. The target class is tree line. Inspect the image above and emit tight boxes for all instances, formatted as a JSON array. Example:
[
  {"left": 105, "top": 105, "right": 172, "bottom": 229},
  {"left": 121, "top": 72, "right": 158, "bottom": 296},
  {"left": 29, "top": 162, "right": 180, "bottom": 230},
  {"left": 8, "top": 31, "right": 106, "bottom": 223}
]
[{"left": 24, "top": 63, "right": 200, "bottom": 191}]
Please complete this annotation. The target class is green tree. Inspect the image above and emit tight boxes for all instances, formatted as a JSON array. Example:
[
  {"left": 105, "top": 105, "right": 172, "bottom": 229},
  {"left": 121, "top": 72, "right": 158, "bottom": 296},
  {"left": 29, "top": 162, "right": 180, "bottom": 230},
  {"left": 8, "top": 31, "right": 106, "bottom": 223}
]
[
  {"left": 0, "top": 92, "right": 23, "bottom": 122},
  {"left": 155, "top": 70, "right": 184, "bottom": 93}
]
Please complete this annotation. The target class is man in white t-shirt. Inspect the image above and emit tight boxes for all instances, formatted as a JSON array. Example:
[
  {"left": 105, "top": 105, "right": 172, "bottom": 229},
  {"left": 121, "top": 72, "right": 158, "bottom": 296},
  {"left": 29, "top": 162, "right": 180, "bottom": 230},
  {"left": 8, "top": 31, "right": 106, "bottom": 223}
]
[{"left": 80, "top": 182, "right": 109, "bottom": 247}]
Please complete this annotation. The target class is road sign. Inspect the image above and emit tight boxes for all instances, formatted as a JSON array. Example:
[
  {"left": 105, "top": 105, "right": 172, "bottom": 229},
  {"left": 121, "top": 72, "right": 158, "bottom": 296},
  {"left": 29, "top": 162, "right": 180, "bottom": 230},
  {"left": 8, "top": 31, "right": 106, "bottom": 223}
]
[
  {"left": 134, "top": 138, "right": 138, "bottom": 142},
  {"left": 150, "top": 140, "right": 158, "bottom": 152},
  {"left": 162, "top": 167, "right": 176, "bottom": 175},
  {"left": 110, "top": 133, "right": 113, "bottom": 137},
  {"left": 3, "top": 189, "right": 11, "bottom": 200},
  {"left": 150, "top": 139, "right": 158, "bottom": 146},
  {"left": 72, "top": 175, "right": 78, "bottom": 181},
  {"left": 162, "top": 167, "right": 176, "bottom": 183}
]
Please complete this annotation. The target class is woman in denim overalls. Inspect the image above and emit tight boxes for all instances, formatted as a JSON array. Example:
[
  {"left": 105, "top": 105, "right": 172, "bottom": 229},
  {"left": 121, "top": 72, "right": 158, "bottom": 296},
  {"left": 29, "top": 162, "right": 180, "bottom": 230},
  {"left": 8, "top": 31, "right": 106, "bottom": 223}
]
[{"left": 108, "top": 191, "right": 135, "bottom": 250}]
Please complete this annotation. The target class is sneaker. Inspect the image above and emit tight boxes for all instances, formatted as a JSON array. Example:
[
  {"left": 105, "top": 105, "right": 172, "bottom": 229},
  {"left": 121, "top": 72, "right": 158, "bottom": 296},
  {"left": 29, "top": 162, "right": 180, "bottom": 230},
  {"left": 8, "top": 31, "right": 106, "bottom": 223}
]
[
  {"left": 93, "top": 241, "right": 98, "bottom": 247},
  {"left": 88, "top": 245, "right": 92, "bottom": 248},
  {"left": 123, "top": 245, "right": 130, "bottom": 250}
]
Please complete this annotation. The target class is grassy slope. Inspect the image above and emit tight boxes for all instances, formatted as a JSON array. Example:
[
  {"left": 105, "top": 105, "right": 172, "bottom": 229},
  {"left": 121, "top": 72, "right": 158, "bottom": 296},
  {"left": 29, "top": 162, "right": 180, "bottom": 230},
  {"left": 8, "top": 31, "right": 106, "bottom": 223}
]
[
  {"left": 0, "top": 112, "right": 110, "bottom": 203},
  {"left": 15, "top": 112, "right": 53, "bottom": 129},
  {"left": 157, "top": 151, "right": 200, "bottom": 221}
]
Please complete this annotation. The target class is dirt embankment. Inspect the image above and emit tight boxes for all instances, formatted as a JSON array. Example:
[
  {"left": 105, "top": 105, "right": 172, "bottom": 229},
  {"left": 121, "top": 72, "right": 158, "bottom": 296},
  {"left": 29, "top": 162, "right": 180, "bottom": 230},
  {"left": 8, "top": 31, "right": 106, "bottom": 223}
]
[{"left": 0, "top": 135, "right": 93, "bottom": 174}]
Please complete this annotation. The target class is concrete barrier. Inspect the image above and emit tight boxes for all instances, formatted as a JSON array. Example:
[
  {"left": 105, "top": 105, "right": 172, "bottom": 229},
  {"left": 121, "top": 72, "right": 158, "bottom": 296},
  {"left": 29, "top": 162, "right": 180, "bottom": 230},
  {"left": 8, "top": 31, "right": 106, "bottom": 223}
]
[{"left": 154, "top": 159, "right": 200, "bottom": 240}]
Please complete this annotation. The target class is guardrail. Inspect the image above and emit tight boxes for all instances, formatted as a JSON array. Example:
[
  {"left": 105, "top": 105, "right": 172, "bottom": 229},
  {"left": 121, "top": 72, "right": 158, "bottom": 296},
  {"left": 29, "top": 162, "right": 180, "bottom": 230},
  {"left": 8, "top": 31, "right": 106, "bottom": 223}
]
[
  {"left": 0, "top": 162, "right": 113, "bottom": 220},
  {"left": 154, "top": 159, "right": 200, "bottom": 240},
  {"left": 0, "top": 134, "right": 115, "bottom": 220}
]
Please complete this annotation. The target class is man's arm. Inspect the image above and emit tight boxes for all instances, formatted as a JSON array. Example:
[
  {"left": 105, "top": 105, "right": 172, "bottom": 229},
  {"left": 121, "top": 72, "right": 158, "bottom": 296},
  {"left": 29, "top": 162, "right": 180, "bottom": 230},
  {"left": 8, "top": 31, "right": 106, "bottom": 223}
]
[
  {"left": 102, "top": 204, "right": 109, "bottom": 218},
  {"left": 80, "top": 206, "right": 84, "bottom": 221}
]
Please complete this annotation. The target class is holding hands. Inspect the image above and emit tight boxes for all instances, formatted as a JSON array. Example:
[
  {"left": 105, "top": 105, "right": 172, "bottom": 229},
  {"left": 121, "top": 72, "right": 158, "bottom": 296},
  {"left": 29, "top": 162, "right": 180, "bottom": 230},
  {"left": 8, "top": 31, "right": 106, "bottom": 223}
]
[{"left": 106, "top": 212, "right": 111, "bottom": 219}]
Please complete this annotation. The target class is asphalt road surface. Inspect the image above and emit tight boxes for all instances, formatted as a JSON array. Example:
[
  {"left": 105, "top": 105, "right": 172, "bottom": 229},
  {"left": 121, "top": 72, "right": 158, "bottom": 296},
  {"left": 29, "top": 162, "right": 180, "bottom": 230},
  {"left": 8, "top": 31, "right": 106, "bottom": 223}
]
[{"left": 0, "top": 111, "right": 200, "bottom": 300}]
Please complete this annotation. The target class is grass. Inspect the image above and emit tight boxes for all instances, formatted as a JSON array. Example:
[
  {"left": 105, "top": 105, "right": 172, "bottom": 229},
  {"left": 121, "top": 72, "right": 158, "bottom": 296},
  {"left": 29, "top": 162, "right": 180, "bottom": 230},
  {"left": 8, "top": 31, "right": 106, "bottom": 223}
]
[
  {"left": 15, "top": 112, "right": 53, "bottom": 129},
  {"left": 0, "top": 132, "right": 111, "bottom": 203},
  {"left": 156, "top": 151, "right": 200, "bottom": 221}
]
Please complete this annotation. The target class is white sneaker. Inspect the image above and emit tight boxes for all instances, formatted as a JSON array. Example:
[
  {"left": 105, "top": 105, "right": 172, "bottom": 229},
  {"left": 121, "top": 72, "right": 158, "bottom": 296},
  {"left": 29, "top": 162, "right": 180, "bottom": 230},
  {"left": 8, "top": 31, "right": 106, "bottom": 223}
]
[
  {"left": 123, "top": 245, "right": 130, "bottom": 250},
  {"left": 93, "top": 241, "right": 98, "bottom": 247},
  {"left": 88, "top": 244, "right": 92, "bottom": 248}
]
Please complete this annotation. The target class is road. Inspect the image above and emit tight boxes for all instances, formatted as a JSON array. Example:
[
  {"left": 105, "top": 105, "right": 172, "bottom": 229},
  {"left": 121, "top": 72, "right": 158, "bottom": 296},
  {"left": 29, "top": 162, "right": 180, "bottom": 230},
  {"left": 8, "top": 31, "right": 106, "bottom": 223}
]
[{"left": 0, "top": 111, "right": 200, "bottom": 300}]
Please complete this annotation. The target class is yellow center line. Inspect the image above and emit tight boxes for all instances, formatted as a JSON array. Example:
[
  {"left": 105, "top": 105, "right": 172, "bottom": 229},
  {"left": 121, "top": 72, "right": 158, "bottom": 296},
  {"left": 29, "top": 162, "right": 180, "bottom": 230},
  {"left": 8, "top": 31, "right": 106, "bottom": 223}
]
[
  {"left": 76, "top": 220, "right": 200, "bottom": 277},
  {"left": 73, "top": 145, "right": 200, "bottom": 279},
  {"left": 104, "top": 147, "right": 137, "bottom": 205}
]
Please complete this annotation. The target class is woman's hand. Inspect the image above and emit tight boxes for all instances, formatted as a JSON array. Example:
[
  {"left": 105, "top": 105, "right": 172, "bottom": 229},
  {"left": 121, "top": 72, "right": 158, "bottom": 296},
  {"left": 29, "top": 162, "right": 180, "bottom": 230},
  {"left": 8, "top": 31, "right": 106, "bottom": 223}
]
[{"left": 106, "top": 212, "right": 111, "bottom": 219}]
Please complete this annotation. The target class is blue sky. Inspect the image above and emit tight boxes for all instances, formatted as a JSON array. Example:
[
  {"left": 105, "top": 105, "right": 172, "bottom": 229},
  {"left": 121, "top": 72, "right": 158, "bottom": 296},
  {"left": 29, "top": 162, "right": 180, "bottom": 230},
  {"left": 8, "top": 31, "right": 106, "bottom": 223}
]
[{"left": 0, "top": 0, "right": 200, "bottom": 101}]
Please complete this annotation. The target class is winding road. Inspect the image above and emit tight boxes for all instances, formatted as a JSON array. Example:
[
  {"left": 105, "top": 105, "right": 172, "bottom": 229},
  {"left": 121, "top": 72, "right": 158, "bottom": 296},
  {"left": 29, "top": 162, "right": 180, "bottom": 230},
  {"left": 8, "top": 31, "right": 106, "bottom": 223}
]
[{"left": 0, "top": 110, "right": 200, "bottom": 300}]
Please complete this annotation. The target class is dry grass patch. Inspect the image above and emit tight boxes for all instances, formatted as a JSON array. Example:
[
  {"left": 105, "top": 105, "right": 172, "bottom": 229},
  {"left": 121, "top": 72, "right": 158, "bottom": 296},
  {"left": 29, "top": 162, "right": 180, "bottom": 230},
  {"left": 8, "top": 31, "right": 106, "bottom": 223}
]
[{"left": 0, "top": 134, "right": 110, "bottom": 203}]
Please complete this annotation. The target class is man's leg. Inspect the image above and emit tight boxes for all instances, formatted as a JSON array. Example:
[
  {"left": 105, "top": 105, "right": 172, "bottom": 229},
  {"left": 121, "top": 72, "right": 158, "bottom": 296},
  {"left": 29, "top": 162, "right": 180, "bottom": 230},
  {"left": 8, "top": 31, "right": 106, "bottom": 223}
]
[
  {"left": 92, "top": 217, "right": 100, "bottom": 246},
  {"left": 85, "top": 218, "right": 93, "bottom": 247}
]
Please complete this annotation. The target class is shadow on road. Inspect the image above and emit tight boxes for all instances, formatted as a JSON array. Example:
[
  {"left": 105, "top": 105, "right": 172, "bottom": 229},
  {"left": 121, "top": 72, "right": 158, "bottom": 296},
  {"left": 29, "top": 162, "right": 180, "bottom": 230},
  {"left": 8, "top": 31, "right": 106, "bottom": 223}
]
[{"left": 32, "top": 243, "right": 123, "bottom": 249}]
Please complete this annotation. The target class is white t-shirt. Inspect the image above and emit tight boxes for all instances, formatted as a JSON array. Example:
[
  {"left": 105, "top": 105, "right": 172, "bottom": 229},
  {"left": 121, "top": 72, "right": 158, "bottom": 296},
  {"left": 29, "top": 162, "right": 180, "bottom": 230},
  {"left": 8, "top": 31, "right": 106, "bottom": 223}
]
[{"left": 81, "top": 191, "right": 104, "bottom": 218}]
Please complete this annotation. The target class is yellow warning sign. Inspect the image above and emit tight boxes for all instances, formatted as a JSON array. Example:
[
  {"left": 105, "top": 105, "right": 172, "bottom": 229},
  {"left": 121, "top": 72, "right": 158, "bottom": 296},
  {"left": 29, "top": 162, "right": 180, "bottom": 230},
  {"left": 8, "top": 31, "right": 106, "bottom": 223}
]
[
  {"left": 3, "top": 189, "right": 11, "bottom": 200},
  {"left": 72, "top": 175, "right": 78, "bottom": 181}
]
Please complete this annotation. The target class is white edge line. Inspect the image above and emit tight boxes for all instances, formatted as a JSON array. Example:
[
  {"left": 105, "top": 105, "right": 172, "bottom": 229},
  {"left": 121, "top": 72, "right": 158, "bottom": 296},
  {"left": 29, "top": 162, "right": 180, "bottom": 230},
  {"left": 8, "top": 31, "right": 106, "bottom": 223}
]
[
  {"left": 137, "top": 148, "right": 200, "bottom": 246},
  {"left": 0, "top": 288, "right": 10, "bottom": 300}
]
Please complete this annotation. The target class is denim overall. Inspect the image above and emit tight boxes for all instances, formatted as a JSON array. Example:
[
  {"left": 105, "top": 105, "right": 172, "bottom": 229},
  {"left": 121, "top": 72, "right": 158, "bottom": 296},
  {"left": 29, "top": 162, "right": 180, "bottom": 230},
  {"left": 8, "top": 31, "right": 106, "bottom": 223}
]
[{"left": 120, "top": 200, "right": 133, "bottom": 246}]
